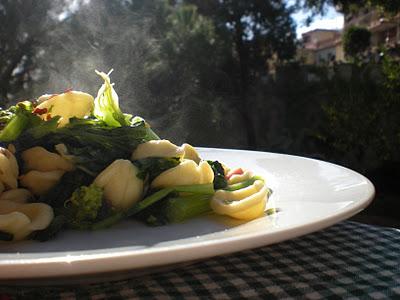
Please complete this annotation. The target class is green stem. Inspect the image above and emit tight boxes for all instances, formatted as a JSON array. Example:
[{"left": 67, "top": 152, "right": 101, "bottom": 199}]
[
  {"left": 91, "top": 184, "right": 215, "bottom": 230},
  {"left": 173, "top": 183, "right": 215, "bottom": 194},
  {"left": 162, "top": 194, "right": 212, "bottom": 223},
  {"left": 0, "top": 113, "right": 29, "bottom": 142},
  {"left": 125, "top": 188, "right": 174, "bottom": 217},
  {"left": 91, "top": 211, "right": 125, "bottom": 230},
  {"left": 223, "top": 176, "right": 264, "bottom": 191}
]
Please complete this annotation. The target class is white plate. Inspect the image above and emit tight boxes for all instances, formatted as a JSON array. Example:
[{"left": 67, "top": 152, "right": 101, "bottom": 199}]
[{"left": 0, "top": 148, "right": 374, "bottom": 282}]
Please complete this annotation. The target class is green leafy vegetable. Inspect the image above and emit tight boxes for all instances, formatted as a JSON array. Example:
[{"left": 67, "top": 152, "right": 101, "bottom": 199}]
[
  {"left": 66, "top": 184, "right": 103, "bottom": 228},
  {"left": 15, "top": 120, "right": 159, "bottom": 175},
  {"left": 0, "top": 105, "right": 17, "bottom": 129},
  {"left": 223, "top": 175, "right": 264, "bottom": 191},
  {"left": 0, "top": 100, "right": 63, "bottom": 143},
  {"left": 0, "top": 101, "right": 38, "bottom": 142},
  {"left": 65, "top": 184, "right": 104, "bottom": 230},
  {"left": 133, "top": 157, "right": 181, "bottom": 182},
  {"left": 93, "top": 70, "right": 131, "bottom": 127},
  {"left": 142, "top": 194, "right": 212, "bottom": 226},
  {"left": 92, "top": 183, "right": 215, "bottom": 230},
  {"left": 40, "top": 170, "right": 94, "bottom": 208},
  {"left": 207, "top": 160, "right": 227, "bottom": 189}
]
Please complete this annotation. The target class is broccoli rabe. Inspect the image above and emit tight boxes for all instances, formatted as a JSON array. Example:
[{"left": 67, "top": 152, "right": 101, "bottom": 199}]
[
  {"left": 133, "top": 157, "right": 180, "bottom": 182},
  {"left": 0, "top": 101, "right": 57, "bottom": 142},
  {"left": 141, "top": 194, "right": 213, "bottom": 226},
  {"left": 66, "top": 184, "right": 104, "bottom": 229},
  {"left": 207, "top": 160, "right": 227, "bottom": 189}
]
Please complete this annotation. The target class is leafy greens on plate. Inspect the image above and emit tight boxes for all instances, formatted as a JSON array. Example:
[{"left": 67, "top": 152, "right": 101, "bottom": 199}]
[{"left": 0, "top": 70, "right": 272, "bottom": 242}]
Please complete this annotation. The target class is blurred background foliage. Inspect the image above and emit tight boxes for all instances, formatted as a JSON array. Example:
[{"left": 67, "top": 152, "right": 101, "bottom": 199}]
[{"left": 0, "top": 0, "right": 399, "bottom": 224}]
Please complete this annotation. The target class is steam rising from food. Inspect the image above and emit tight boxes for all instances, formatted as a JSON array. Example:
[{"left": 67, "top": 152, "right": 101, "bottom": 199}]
[{"left": 10, "top": 0, "right": 246, "bottom": 147}]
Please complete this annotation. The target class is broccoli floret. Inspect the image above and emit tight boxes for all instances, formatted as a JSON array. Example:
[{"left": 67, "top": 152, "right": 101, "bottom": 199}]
[{"left": 67, "top": 184, "right": 104, "bottom": 229}]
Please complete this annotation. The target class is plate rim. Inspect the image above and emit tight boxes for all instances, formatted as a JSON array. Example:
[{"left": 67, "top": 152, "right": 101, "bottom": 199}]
[{"left": 0, "top": 148, "right": 375, "bottom": 279}]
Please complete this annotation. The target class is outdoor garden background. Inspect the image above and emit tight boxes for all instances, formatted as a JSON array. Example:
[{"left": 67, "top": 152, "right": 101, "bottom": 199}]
[{"left": 1, "top": 0, "right": 399, "bottom": 226}]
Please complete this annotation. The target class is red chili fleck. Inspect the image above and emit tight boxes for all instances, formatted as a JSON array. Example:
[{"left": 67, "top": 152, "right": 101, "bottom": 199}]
[
  {"left": 226, "top": 168, "right": 244, "bottom": 180},
  {"left": 33, "top": 107, "right": 48, "bottom": 115},
  {"left": 46, "top": 114, "right": 52, "bottom": 121}
]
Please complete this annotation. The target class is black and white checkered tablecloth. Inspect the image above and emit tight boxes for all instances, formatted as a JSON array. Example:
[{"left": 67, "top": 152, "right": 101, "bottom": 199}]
[{"left": 1, "top": 221, "right": 399, "bottom": 299}]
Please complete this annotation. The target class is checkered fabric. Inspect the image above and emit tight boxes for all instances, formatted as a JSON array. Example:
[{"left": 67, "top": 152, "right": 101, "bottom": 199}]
[{"left": 1, "top": 221, "right": 399, "bottom": 299}]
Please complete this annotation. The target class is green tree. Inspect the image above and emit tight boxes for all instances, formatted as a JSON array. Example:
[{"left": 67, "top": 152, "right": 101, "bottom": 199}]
[
  {"left": 184, "top": 0, "right": 297, "bottom": 148},
  {"left": 0, "top": 0, "right": 51, "bottom": 104},
  {"left": 317, "top": 62, "right": 400, "bottom": 172},
  {"left": 143, "top": 3, "right": 245, "bottom": 146},
  {"left": 343, "top": 26, "right": 371, "bottom": 61}
]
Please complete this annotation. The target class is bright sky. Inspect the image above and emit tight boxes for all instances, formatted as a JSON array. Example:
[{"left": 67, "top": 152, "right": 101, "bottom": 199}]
[{"left": 291, "top": 4, "right": 344, "bottom": 38}]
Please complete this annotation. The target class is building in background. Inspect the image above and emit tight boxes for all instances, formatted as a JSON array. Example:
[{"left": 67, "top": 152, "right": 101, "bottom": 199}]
[
  {"left": 298, "top": 29, "right": 344, "bottom": 65},
  {"left": 345, "top": 9, "right": 400, "bottom": 50},
  {"left": 299, "top": 10, "right": 400, "bottom": 65}
]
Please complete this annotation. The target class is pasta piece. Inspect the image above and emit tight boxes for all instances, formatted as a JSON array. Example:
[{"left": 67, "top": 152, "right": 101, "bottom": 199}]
[
  {"left": 7, "top": 144, "right": 16, "bottom": 154},
  {"left": 36, "top": 91, "right": 94, "bottom": 126},
  {"left": 54, "top": 143, "right": 76, "bottom": 162},
  {"left": 131, "top": 140, "right": 184, "bottom": 160},
  {"left": 0, "top": 147, "right": 19, "bottom": 189},
  {"left": 181, "top": 143, "right": 201, "bottom": 164},
  {"left": 0, "top": 189, "right": 32, "bottom": 203},
  {"left": 131, "top": 140, "right": 203, "bottom": 165},
  {"left": 19, "top": 170, "right": 65, "bottom": 195},
  {"left": 94, "top": 159, "right": 143, "bottom": 210},
  {"left": 22, "top": 146, "right": 75, "bottom": 172},
  {"left": 0, "top": 200, "right": 54, "bottom": 241},
  {"left": 151, "top": 159, "right": 214, "bottom": 188},
  {"left": 210, "top": 180, "right": 268, "bottom": 220},
  {"left": 0, "top": 212, "right": 30, "bottom": 241},
  {"left": 227, "top": 170, "right": 253, "bottom": 185}
]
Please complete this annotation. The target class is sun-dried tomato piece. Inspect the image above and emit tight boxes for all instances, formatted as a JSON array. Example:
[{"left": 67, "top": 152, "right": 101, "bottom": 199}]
[
  {"left": 32, "top": 107, "right": 48, "bottom": 115},
  {"left": 226, "top": 168, "right": 244, "bottom": 180}
]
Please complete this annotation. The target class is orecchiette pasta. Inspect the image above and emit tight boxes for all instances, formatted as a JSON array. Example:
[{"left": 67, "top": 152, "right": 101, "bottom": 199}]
[
  {"left": 0, "top": 200, "right": 54, "bottom": 241},
  {"left": 227, "top": 170, "right": 253, "bottom": 185},
  {"left": 54, "top": 143, "right": 76, "bottom": 162},
  {"left": 22, "top": 146, "right": 75, "bottom": 172},
  {"left": 180, "top": 143, "right": 201, "bottom": 164},
  {"left": 0, "top": 189, "right": 32, "bottom": 203},
  {"left": 151, "top": 159, "right": 214, "bottom": 188},
  {"left": 19, "top": 170, "right": 65, "bottom": 195},
  {"left": 131, "top": 140, "right": 203, "bottom": 165},
  {"left": 0, "top": 147, "right": 19, "bottom": 190},
  {"left": 7, "top": 144, "right": 16, "bottom": 154},
  {"left": 94, "top": 159, "right": 143, "bottom": 210},
  {"left": 36, "top": 91, "right": 94, "bottom": 126},
  {"left": 210, "top": 180, "right": 268, "bottom": 220},
  {"left": 131, "top": 140, "right": 184, "bottom": 160}
]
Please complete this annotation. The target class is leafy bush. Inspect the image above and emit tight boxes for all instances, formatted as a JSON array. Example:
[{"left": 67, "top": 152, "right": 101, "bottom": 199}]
[
  {"left": 343, "top": 26, "right": 371, "bottom": 61},
  {"left": 317, "top": 60, "right": 400, "bottom": 172}
]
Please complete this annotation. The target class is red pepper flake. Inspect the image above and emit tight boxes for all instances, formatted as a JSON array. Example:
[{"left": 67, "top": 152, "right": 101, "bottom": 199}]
[
  {"left": 226, "top": 168, "right": 244, "bottom": 180},
  {"left": 32, "top": 107, "right": 48, "bottom": 115},
  {"left": 46, "top": 114, "right": 52, "bottom": 121}
]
